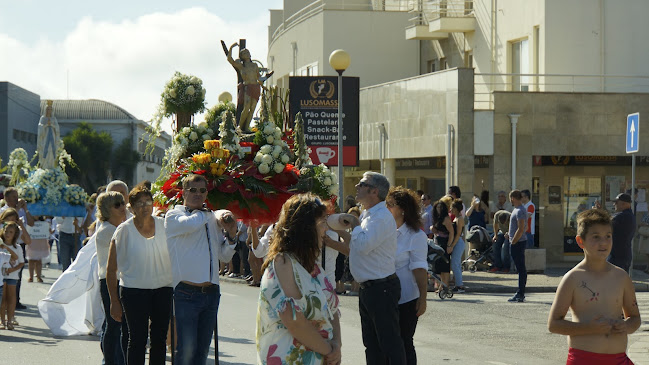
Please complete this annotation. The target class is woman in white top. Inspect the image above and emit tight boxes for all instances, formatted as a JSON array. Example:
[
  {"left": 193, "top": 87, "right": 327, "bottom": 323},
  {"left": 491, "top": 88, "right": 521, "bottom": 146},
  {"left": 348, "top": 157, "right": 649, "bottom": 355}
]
[
  {"left": 385, "top": 187, "right": 428, "bottom": 365},
  {"left": 0, "top": 221, "right": 25, "bottom": 330},
  {"left": 95, "top": 191, "right": 128, "bottom": 365},
  {"left": 106, "top": 186, "right": 172, "bottom": 365}
]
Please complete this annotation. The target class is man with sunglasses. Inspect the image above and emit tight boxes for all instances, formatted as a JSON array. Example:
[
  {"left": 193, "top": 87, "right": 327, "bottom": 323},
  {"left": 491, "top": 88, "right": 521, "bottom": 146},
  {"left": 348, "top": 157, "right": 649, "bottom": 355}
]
[
  {"left": 164, "top": 174, "right": 238, "bottom": 365},
  {"left": 337, "top": 171, "right": 406, "bottom": 364}
]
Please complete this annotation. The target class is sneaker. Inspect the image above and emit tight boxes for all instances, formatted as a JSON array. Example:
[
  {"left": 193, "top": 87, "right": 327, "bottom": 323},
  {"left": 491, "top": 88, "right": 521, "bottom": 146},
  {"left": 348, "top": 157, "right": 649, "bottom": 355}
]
[
  {"left": 501, "top": 269, "right": 510, "bottom": 273},
  {"left": 15, "top": 303, "right": 27, "bottom": 310},
  {"left": 507, "top": 295, "right": 524, "bottom": 303},
  {"left": 488, "top": 267, "right": 500, "bottom": 273},
  {"left": 452, "top": 286, "right": 466, "bottom": 293}
]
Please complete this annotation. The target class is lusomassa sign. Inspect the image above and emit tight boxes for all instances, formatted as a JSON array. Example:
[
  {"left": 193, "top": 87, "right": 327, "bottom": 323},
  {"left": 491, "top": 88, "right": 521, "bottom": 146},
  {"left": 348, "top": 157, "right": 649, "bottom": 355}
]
[{"left": 289, "top": 76, "right": 359, "bottom": 166}]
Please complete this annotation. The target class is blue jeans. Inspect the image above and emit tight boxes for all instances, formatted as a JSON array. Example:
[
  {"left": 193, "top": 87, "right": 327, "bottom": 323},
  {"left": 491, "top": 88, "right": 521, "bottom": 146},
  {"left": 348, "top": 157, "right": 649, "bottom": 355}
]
[
  {"left": 0, "top": 285, "right": 3, "bottom": 303},
  {"left": 492, "top": 233, "right": 511, "bottom": 270},
  {"left": 525, "top": 233, "right": 535, "bottom": 248},
  {"left": 58, "top": 232, "right": 78, "bottom": 272},
  {"left": 174, "top": 283, "right": 221, "bottom": 365},
  {"left": 451, "top": 238, "right": 465, "bottom": 287},
  {"left": 99, "top": 279, "right": 126, "bottom": 365},
  {"left": 510, "top": 239, "right": 527, "bottom": 297}
]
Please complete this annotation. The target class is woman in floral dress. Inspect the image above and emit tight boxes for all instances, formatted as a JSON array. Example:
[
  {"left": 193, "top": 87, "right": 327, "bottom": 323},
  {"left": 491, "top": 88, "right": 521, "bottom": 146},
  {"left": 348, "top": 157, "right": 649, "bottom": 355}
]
[{"left": 257, "top": 194, "right": 341, "bottom": 365}]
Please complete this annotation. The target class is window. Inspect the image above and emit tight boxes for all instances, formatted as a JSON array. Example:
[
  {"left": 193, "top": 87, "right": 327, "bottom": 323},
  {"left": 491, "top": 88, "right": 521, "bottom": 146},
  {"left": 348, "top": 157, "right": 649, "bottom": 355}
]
[
  {"left": 439, "top": 57, "right": 447, "bottom": 70},
  {"left": 427, "top": 59, "right": 436, "bottom": 73},
  {"left": 563, "top": 176, "right": 602, "bottom": 254},
  {"left": 511, "top": 39, "right": 529, "bottom": 91}
]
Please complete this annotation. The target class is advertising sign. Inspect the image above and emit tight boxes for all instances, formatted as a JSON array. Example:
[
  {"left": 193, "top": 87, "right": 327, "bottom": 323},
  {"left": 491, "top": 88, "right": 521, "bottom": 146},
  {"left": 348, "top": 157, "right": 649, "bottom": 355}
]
[{"left": 289, "top": 76, "right": 359, "bottom": 166}]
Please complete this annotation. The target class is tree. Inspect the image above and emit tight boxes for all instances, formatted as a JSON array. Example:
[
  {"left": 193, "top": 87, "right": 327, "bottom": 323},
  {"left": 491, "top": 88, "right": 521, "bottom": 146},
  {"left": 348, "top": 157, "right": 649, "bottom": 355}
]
[
  {"left": 63, "top": 122, "right": 113, "bottom": 192},
  {"left": 111, "top": 138, "right": 140, "bottom": 187}
]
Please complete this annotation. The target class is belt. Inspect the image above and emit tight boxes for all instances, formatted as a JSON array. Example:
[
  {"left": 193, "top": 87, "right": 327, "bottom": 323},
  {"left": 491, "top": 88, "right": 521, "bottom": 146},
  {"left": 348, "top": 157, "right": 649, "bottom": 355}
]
[
  {"left": 359, "top": 273, "right": 398, "bottom": 289},
  {"left": 176, "top": 282, "right": 219, "bottom": 294}
]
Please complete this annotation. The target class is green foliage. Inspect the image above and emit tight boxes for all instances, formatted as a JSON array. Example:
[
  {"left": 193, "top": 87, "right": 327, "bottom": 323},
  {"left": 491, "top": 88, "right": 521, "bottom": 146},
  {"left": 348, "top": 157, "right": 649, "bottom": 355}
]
[
  {"left": 160, "top": 72, "right": 207, "bottom": 117},
  {"left": 62, "top": 122, "right": 113, "bottom": 192},
  {"left": 204, "top": 102, "right": 235, "bottom": 131},
  {"left": 112, "top": 139, "right": 141, "bottom": 186}
]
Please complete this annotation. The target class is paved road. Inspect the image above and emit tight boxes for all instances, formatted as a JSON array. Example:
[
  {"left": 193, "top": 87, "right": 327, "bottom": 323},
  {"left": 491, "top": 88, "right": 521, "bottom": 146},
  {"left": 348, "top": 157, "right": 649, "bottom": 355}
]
[{"left": 4, "top": 265, "right": 649, "bottom": 364}]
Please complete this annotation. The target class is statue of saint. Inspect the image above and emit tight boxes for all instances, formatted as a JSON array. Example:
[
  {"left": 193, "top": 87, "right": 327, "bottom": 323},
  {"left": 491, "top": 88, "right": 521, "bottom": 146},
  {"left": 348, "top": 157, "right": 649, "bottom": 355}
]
[
  {"left": 226, "top": 43, "right": 266, "bottom": 132},
  {"left": 37, "top": 100, "right": 60, "bottom": 170}
]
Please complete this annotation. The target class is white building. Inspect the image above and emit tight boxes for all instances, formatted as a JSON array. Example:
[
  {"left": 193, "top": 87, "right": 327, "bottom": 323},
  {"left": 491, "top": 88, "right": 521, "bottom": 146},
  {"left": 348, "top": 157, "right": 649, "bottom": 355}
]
[{"left": 269, "top": 0, "right": 649, "bottom": 263}]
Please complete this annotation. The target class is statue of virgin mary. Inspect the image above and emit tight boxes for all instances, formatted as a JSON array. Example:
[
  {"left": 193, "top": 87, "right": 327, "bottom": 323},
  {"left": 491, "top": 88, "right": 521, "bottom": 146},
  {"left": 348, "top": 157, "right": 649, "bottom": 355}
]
[{"left": 37, "top": 100, "right": 60, "bottom": 170}]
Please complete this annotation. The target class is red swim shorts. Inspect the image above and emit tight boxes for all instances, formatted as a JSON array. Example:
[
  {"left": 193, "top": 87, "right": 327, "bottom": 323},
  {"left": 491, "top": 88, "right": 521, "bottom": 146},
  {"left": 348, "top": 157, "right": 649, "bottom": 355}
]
[{"left": 567, "top": 347, "right": 634, "bottom": 365}]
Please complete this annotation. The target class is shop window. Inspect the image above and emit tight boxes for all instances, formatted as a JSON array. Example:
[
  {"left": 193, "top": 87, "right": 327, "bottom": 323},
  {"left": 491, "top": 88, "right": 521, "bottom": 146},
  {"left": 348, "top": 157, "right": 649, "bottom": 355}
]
[{"left": 563, "top": 176, "right": 602, "bottom": 255}]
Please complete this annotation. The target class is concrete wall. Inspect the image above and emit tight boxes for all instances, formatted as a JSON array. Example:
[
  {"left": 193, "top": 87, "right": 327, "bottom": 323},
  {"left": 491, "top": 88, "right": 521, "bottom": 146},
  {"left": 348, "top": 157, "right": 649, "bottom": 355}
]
[{"left": 0, "top": 82, "right": 40, "bottom": 163}]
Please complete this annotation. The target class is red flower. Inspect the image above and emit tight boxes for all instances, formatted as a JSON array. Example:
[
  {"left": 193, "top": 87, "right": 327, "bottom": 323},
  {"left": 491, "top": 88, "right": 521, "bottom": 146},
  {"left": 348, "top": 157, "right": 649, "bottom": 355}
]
[{"left": 217, "top": 176, "right": 239, "bottom": 194}]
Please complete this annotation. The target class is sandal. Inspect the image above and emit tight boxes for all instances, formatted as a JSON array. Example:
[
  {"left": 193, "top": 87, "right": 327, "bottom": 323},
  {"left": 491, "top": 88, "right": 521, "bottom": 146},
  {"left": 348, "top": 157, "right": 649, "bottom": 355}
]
[
  {"left": 0, "top": 322, "right": 6, "bottom": 330},
  {"left": 37, "top": 277, "right": 44, "bottom": 283},
  {"left": 6, "top": 322, "right": 14, "bottom": 330},
  {"left": 10, "top": 319, "right": 18, "bottom": 326},
  {"left": 28, "top": 277, "right": 33, "bottom": 282}
]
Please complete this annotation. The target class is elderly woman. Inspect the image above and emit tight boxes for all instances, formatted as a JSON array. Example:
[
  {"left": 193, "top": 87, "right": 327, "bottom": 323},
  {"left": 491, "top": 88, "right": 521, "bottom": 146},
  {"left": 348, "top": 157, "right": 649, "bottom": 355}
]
[
  {"left": 106, "top": 186, "right": 172, "bottom": 365},
  {"left": 385, "top": 187, "right": 428, "bottom": 365},
  {"left": 257, "top": 194, "right": 341, "bottom": 365},
  {"left": 95, "top": 191, "right": 128, "bottom": 365}
]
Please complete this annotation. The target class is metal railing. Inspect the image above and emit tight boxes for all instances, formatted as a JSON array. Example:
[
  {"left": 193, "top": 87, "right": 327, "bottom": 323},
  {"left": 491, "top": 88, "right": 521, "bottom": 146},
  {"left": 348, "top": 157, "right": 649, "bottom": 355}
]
[
  {"left": 474, "top": 73, "right": 649, "bottom": 110},
  {"left": 270, "top": 0, "right": 414, "bottom": 47},
  {"left": 408, "top": 0, "right": 474, "bottom": 27}
]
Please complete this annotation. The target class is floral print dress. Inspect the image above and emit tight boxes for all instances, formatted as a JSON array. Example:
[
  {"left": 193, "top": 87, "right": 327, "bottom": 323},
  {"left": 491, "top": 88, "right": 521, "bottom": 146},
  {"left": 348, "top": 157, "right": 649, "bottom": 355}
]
[{"left": 256, "top": 254, "right": 340, "bottom": 365}]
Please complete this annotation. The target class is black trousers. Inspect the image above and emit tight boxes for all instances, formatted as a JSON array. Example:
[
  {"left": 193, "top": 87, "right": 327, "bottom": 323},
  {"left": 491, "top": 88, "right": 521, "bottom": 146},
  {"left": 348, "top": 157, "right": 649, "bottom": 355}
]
[
  {"left": 510, "top": 240, "right": 527, "bottom": 296},
  {"left": 99, "top": 279, "right": 128, "bottom": 365},
  {"left": 120, "top": 286, "right": 173, "bottom": 365},
  {"left": 398, "top": 298, "right": 419, "bottom": 365},
  {"left": 359, "top": 275, "right": 406, "bottom": 365}
]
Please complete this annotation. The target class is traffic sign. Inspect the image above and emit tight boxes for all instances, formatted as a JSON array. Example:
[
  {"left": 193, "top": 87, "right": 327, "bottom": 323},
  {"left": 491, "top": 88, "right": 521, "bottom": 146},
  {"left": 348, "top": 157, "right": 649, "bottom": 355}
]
[{"left": 627, "top": 113, "right": 639, "bottom": 154}]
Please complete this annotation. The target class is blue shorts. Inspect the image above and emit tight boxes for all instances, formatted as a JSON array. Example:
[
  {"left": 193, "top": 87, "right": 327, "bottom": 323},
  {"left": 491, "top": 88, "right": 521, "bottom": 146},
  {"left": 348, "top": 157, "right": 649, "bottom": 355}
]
[{"left": 3, "top": 278, "right": 18, "bottom": 286}]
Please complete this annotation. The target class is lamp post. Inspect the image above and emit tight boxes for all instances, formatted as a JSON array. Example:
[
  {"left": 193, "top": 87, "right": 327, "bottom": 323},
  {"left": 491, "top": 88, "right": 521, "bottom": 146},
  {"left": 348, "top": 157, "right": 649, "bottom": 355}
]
[{"left": 329, "top": 49, "right": 350, "bottom": 212}]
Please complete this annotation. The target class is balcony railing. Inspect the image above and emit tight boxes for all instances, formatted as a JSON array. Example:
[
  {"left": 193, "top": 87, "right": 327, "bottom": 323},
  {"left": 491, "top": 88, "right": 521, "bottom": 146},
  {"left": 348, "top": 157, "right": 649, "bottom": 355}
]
[{"left": 474, "top": 73, "right": 649, "bottom": 110}]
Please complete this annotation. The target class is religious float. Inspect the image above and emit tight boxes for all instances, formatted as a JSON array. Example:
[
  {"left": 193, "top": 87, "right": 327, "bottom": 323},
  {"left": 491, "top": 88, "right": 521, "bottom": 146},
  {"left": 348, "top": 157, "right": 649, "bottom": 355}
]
[
  {"left": 149, "top": 41, "right": 338, "bottom": 223},
  {"left": 9, "top": 101, "right": 88, "bottom": 217}
]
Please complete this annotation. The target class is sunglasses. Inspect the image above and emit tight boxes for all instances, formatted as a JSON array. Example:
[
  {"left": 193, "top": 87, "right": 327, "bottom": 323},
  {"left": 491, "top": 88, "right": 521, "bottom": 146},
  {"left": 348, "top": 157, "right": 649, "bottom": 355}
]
[
  {"left": 113, "top": 201, "right": 125, "bottom": 209},
  {"left": 358, "top": 182, "right": 374, "bottom": 189},
  {"left": 185, "top": 187, "right": 208, "bottom": 194},
  {"left": 133, "top": 200, "right": 154, "bottom": 208}
]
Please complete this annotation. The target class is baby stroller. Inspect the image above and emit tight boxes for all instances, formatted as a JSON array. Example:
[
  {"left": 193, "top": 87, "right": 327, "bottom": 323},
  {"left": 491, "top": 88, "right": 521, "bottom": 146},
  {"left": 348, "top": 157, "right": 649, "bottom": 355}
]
[
  {"left": 426, "top": 239, "right": 453, "bottom": 300},
  {"left": 462, "top": 226, "right": 493, "bottom": 273}
]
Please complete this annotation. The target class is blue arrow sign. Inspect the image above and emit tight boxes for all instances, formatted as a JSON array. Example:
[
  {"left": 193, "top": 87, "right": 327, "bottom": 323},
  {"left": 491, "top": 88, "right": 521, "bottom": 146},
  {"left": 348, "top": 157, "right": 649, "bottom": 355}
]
[{"left": 627, "top": 113, "right": 639, "bottom": 154}]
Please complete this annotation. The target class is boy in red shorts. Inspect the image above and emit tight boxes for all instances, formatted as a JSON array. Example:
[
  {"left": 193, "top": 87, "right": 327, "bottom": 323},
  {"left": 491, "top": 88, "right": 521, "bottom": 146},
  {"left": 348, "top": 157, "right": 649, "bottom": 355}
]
[{"left": 548, "top": 209, "right": 640, "bottom": 365}]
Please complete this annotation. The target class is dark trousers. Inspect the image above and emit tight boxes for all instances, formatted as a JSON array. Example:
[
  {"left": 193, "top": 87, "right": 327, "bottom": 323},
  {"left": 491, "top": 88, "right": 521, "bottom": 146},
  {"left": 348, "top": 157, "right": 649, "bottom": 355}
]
[
  {"left": 359, "top": 275, "right": 406, "bottom": 365},
  {"left": 120, "top": 286, "right": 173, "bottom": 365},
  {"left": 99, "top": 279, "right": 127, "bottom": 365},
  {"left": 510, "top": 240, "right": 527, "bottom": 296},
  {"left": 232, "top": 242, "right": 251, "bottom": 275},
  {"left": 398, "top": 298, "right": 419, "bottom": 365},
  {"left": 16, "top": 242, "right": 26, "bottom": 304}
]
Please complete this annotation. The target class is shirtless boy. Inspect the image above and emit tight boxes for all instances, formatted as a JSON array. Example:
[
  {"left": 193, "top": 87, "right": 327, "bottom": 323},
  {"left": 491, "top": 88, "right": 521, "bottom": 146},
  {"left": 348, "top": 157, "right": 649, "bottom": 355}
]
[{"left": 548, "top": 209, "right": 640, "bottom": 364}]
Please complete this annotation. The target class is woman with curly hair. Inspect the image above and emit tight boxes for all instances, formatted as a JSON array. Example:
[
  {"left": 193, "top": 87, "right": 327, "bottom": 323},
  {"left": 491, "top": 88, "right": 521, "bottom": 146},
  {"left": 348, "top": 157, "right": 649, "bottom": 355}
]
[
  {"left": 385, "top": 187, "right": 428, "bottom": 365},
  {"left": 257, "top": 194, "right": 341, "bottom": 365}
]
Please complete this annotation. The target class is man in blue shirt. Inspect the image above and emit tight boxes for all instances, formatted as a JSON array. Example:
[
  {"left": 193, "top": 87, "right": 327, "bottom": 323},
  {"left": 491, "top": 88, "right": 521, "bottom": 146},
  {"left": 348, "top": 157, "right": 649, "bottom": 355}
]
[{"left": 507, "top": 190, "right": 528, "bottom": 303}]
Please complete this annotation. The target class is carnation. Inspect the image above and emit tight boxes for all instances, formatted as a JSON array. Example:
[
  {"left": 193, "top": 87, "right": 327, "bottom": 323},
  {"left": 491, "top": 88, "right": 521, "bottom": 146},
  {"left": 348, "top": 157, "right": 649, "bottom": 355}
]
[
  {"left": 254, "top": 153, "right": 263, "bottom": 163},
  {"left": 258, "top": 163, "right": 270, "bottom": 174},
  {"left": 273, "top": 163, "right": 285, "bottom": 174}
]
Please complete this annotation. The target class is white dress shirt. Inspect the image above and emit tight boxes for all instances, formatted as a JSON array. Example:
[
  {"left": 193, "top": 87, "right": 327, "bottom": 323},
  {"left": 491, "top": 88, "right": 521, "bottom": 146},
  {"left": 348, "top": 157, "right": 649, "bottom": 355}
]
[
  {"left": 56, "top": 217, "right": 77, "bottom": 234},
  {"left": 95, "top": 221, "right": 115, "bottom": 280},
  {"left": 113, "top": 217, "right": 172, "bottom": 289},
  {"left": 395, "top": 224, "right": 428, "bottom": 304},
  {"left": 165, "top": 205, "right": 237, "bottom": 288},
  {"left": 252, "top": 223, "right": 274, "bottom": 258},
  {"left": 349, "top": 201, "right": 397, "bottom": 283}
]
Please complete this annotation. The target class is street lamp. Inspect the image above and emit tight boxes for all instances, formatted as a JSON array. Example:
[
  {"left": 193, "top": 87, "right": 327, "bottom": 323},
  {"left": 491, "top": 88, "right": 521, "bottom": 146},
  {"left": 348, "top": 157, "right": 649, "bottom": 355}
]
[{"left": 329, "top": 49, "right": 350, "bottom": 212}]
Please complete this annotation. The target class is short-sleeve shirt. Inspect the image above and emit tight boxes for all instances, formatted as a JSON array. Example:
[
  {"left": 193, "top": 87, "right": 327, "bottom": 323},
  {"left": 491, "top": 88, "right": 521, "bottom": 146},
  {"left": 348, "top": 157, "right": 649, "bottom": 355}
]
[
  {"left": 95, "top": 221, "right": 116, "bottom": 280},
  {"left": 2, "top": 244, "right": 24, "bottom": 280},
  {"left": 0, "top": 250, "right": 12, "bottom": 285},
  {"left": 395, "top": 225, "right": 428, "bottom": 304},
  {"left": 524, "top": 201, "right": 536, "bottom": 234},
  {"left": 113, "top": 216, "right": 172, "bottom": 289},
  {"left": 256, "top": 254, "right": 339, "bottom": 365},
  {"left": 493, "top": 210, "right": 511, "bottom": 233},
  {"left": 508, "top": 205, "right": 528, "bottom": 242}
]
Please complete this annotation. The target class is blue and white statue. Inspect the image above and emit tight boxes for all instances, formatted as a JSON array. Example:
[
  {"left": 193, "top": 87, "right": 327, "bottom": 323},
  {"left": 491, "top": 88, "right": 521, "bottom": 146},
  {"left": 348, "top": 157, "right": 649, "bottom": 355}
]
[{"left": 37, "top": 100, "right": 60, "bottom": 170}]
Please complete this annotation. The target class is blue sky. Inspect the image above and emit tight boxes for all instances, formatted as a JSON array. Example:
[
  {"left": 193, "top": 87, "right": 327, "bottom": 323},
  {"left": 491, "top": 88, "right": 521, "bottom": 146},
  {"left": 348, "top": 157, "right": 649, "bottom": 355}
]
[{"left": 0, "top": 0, "right": 283, "bottom": 131}]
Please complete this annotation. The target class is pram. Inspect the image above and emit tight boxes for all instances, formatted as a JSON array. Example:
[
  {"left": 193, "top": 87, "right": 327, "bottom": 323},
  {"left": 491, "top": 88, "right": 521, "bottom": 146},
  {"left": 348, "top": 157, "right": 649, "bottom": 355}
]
[
  {"left": 426, "top": 239, "right": 453, "bottom": 300},
  {"left": 462, "top": 226, "right": 493, "bottom": 273}
]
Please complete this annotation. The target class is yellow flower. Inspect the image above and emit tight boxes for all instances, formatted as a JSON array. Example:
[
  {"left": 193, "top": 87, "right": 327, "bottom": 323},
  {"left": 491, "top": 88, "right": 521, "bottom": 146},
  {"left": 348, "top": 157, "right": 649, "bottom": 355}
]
[
  {"left": 204, "top": 140, "right": 221, "bottom": 151},
  {"left": 210, "top": 163, "right": 219, "bottom": 175},
  {"left": 192, "top": 153, "right": 212, "bottom": 165},
  {"left": 210, "top": 149, "right": 224, "bottom": 158}
]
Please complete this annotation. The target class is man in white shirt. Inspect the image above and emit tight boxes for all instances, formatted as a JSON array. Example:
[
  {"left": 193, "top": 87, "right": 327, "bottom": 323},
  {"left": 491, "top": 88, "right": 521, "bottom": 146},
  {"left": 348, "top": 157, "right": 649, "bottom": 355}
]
[
  {"left": 490, "top": 190, "right": 514, "bottom": 219},
  {"left": 341, "top": 171, "right": 406, "bottom": 364},
  {"left": 165, "top": 174, "right": 237, "bottom": 365}
]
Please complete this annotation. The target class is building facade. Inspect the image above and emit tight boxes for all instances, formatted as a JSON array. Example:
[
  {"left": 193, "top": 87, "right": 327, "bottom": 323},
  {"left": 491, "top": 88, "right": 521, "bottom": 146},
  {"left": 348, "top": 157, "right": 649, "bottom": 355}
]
[
  {"left": 269, "top": 0, "right": 649, "bottom": 263},
  {"left": 0, "top": 82, "right": 40, "bottom": 164}
]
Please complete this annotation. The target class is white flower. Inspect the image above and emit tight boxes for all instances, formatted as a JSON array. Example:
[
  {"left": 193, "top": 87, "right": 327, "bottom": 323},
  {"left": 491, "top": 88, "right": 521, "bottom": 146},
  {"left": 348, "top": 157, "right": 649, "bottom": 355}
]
[
  {"left": 272, "top": 146, "right": 282, "bottom": 159},
  {"left": 189, "top": 132, "right": 198, "bottom": 141},
  {"left": 186, "top": 86, "right": 195, "bottom": 95},
  {"left": 322, "top": 169, "right": 331, "bottom": 177},
  {"left": 201, "top": 89, "right": 206, "bottom": 97},
  {"left": 254, "top": 153, "right": 263, "bottom": 163},
  {"left": 202, "top": 134, "right": 211, "bottom": 140},
  {"left": 261, "top": 155, "right": 274, "bottom": 165},
  {"left": 281, "top": 154, "right": 290, "bottom": 163},
  {"left": 182, "top": 127, "right": 191, "bottom": 135},
  {"left": 169, "top": 89, "right": 177, "bottom": 98},
  {"left": 260, "top": 145, "right": 272, "bottom": 154},
  {"left": 329, "top": 185, "right": 338, "bottom": 195},
  {"left": 263, "top": 125, "right": 275, "bottom": 135},
  {"left": 273, "top": 163, "right": 285, "bottom": 174},
  {"left": 274, "top": 129, "right": 282, "bottom": 139},
  {"left": 307, "top": 147, "right": 312, "bottom": 154},
  {"left": 179, "top": 137, "right": 188, "bottom": 146},
  {"left": 190, "top": 76, "right": 199, "bottom": 84},
  {"left": 266, "top": 136, "right": 274, "bottom": 144},
  {"left": 330, "top": 172, "right": 337, "bottom": 181},
  {"left": 273, "top": 139, "right": 283, "bottom": 146},
  {"left": 258, "top": 163, "right": 270, "bottom": 174},
  {"left": 198, "top": 122, "right": 208, "bottom": 129},
  {"left": 323, "top": 177, "right": 332, "bottom": 186}
]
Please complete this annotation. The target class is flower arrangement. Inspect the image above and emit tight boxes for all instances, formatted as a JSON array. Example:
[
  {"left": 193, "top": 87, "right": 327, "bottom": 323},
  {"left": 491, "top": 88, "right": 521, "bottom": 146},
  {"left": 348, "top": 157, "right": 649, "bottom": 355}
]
[
  {"left": 16, "top": 182, "right": 40, "bottom": 203},
  {"left": 219, "top": 110, "right": 244, "bottom": 158},
  {"left": 252, "top": 120, "right": 292, "bottom": 175},
  {"left": 63, "top": 185, "right": 89, "bottom": 205},
  {"left": 31, "top": 168, "right": 69, "bottom": 205},
  {"left": 160, "top": 72, "right": 207, "bottom": 117},
  {"left": 297, "top": 164, "right": 338, "bottom": 202},
  {"left": 292, "top": 113, "right": 312, "bottom": 168},
  {"left": 8, "top": 148, "right": 30, "bottom": 185}
]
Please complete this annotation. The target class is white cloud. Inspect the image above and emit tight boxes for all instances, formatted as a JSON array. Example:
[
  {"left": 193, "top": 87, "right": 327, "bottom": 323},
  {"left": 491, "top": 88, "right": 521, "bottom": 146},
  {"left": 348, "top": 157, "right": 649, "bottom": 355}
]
[{"left": 0, "top": 7, "right": 270, "bottom": 133}]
